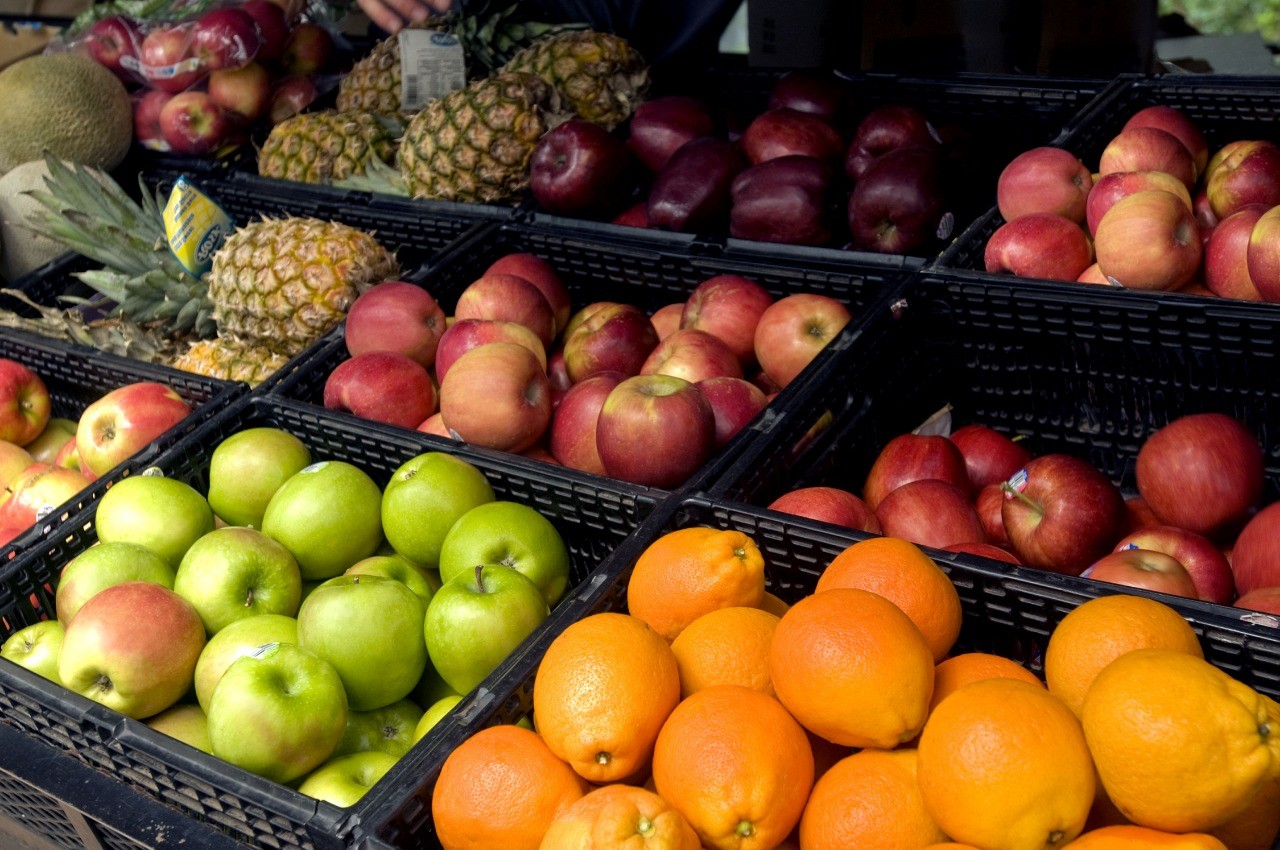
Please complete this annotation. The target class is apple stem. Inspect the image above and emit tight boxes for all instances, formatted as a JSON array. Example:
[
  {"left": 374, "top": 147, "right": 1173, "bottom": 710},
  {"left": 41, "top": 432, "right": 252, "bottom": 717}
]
[
  {"left": 474, "top": 564, "right": 485, "bottom": 593},
  {"left": 1001, "top": 481, "right": 1044, "bottom": 518}
]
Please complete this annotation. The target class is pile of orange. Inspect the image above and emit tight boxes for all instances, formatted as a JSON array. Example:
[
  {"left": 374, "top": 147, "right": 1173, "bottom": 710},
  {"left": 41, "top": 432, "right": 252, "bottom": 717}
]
[{"left": 430, "top": 528, "right": 1280, "bottom": 850}]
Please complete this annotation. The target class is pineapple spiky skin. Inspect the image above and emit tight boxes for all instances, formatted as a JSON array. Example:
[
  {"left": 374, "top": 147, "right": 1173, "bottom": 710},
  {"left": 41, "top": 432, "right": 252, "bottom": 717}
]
[
  {"left": 398, "top": 71, "right": 572, "bottom": 204},
  {"left": 258, "top": 110, "right": 399, "bottom": 186},
  {"left": 207, "top": 218, "right": 400, "bottom": 357},
  {"left": 500, "top": 31, "right": 648, "bottom": 131},
  {"left": 336, "top": 35, "right": 405, "bottom": 115},
  {"left": 170, "top": 338, "right": 291, "bottom": 386}
]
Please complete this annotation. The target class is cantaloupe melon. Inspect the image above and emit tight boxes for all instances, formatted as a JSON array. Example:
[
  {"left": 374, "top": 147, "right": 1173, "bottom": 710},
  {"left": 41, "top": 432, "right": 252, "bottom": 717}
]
[
  {"left": 0, "top": 52, "right": 133, "bottom": 176},
  {"left": 0, "top": 159, "right": 68, "bottom": 282}
]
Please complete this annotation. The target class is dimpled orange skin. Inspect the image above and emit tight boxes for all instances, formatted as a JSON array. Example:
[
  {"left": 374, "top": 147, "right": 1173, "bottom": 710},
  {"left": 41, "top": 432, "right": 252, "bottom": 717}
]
[
  {"left": 930, "top": 652, "right": 1044, "bottom": 714},
  {"left": 917, "top": 678, "right": 1096, "bottom": 850},
  {"left": 538, "top": 784, "right": 701, "bottom": 850},
  {"left": 1060, "top": 825, "right": 1228, "bottom": 849}
]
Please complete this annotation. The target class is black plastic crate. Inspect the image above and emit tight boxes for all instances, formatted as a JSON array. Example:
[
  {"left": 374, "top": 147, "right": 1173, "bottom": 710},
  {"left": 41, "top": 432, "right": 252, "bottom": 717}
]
[
  {"left": 0, "top": 329, "right": 241, "bottom": 563},
  {"left": 937, "top": 74, "right": 1280, "bottom": 283},
  {"left": 354, "top": 492, "right": 1280, "bottom": 850},
  {"left": 0, "top": 393, "right": 659, "bottom": 850},
  {"left": 266, "top": 221, "right": 912, "bottom": 495}
]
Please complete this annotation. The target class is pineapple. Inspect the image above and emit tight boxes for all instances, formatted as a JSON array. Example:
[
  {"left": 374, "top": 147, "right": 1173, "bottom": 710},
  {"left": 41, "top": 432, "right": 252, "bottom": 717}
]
[
  {"left": 336, "top": 4, "right": 583, "bottom": 116},
  {"left": 397, "top": 71, "right": 573, "bottom": 203},
  {"left": 171, "top": 338, "right": 291, "bottom": 385},
  {"left": 258, "top": 110, "right": 400, "bottom": 186},
  {"left": 500, "top": 30, "right": 648, "bottom": 130}
]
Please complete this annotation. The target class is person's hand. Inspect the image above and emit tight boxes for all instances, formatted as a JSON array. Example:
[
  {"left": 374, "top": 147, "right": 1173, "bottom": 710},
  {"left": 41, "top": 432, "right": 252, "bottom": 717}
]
[{"left": 356, "top": 0, "right": 452, "bottom": 35}]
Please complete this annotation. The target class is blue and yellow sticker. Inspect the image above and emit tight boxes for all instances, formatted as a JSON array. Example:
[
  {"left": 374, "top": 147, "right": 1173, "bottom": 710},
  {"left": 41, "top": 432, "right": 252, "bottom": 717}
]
[{"left": 163, "top": 177, "right": 235, "bottom": 278}]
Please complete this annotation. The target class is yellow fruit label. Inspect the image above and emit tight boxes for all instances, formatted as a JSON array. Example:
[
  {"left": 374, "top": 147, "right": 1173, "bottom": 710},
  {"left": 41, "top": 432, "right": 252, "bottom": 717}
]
[{"left": 163, "top": 177, "right": 234, "bottom": 277}]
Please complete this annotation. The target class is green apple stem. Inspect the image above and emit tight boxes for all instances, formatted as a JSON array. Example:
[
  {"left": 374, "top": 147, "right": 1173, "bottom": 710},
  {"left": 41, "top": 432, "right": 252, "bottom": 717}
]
[
  {"left": 1000, "top": 482, "right": 1044, "bottom": 519},
  {"left": 474, "top": 564, "right": 485, "bottom": 593}
]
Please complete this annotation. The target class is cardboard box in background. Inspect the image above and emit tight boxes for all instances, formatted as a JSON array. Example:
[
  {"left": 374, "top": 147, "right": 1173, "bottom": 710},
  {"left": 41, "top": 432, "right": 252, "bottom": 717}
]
[{"left": 0, "top": 21, "right": 59, "bottom": 70}]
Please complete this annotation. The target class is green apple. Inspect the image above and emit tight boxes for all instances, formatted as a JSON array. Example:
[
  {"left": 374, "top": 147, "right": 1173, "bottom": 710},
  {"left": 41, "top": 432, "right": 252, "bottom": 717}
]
[
  {"left": 55, "top": 542, "right": 175, "bottom": 625},
  {"left": 298, "top": 574, "right": 427, "bottom": 711},
  {"left": 25, "top": 418, "right": 76, "bottom": 465},
  {"left": 207, "top": 642, "right": 347, "bottom": 784},
  {"left": 174, "top": 527, "right": 302, "bottom": 635},
  {"left": 96, "top": 475, "right": 215, "bottom": 568},
  {"left": 297, "top": 751, "right": 398, "bottom": 807},
  {"left": 58, "top": 582, "right": 206, "bottom": 719},
  {"left": 345, "top": 554, "right": 436, "bottom": 608},
  {"left": 438, "top": 501, "right": 571, "bottom": 606},
  {"left": 411, "top": 694, "right": 462, "bottom": 744},
  {"left": 424, "top": 564, "right": 549, "bottom": 696},
  {"left": 334, "top": 697, "right": 423, "bottom": 758},
  {"left": 1, "top": 620, "right": 64, "bottom": 683},
  {"left": 411, "top": 661, "right": 459, "bottom": 708},
  {"left": 207, "top": 427, "right": 312, "bottom": 529},
  {"left": 380, "top": 452, "right": 494, "bottom": 569},
  {"left": 146, "top": 703, "right": 212, "bottom": 754},
  {"left": 194, "top": 613, "right": 299, "bottom": 713},
  {"left": 261, "top": 461, "right": 383, "bottom": 581}
]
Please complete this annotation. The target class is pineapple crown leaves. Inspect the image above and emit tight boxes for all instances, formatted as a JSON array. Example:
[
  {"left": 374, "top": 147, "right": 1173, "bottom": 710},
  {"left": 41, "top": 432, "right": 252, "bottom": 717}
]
[
  {"left": 332, "top": 155, "right": 410, "bottom": 196},
  {"left": 444, "top": 2, "right": 589, "bottom": 75},
  {"left": 0, "top": 289, "right": 182, "bottom": 363}
]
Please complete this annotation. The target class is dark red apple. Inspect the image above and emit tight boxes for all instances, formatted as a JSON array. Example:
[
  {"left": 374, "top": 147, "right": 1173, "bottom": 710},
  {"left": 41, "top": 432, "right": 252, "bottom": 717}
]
[
  {"left": 863, "top": 433, "right": 971, "bottom": 511},
  {"left": 268, "top": 74, "right": 318, "bottom": 124},
  {"left": 1135, "top": 413, "right": 1263, "bottom": 538},
  {"left": 767, "top": 486, "right": 879, "bottom": 533},
  {"left": 1114, "top": 526, "right": 1236, "bottom": 604},
  {"left": 1229, "top": 502, "right": 1280, "bottom": 597},
  {"left": 595, "top": 374, "right": 716, "bottom": 488},
  {"left": 1204, "top": 205, "right": 1268, "bottom": 301},
  {"left": 626, "top": 96, "right": 715, "bottom": 175},
  {"left": 1001, "top": 454, "right": 1124, "bottom": 575},
  {"left": 848, "top": 146, "right": 946, "bottom": 254},
  {"left": 530, "top": 118, "right": 635, "bottom": 219},
  {"left": 984, "top": 212, "right": 1094, "bottom": 282},
  {"left": 944, "top": 542, "right": 1022, "bottom": 565},
  {"left": 975, "top": 483, "right": 1009, "bottom": 546},
  {"left": 845, "top": 104, "right": 937, "bottom": 182},
  {"left": 612, "top": 202, "right": 650, "bottom": 228},
  {"left": 278, "top": 22, "right": 333, "bottom": 75},
  {"left": 695, "top": 376, "right": 768, "bottom": 448},
  {"left": 646, "top": 137, "right": 746, "bottom": 234},
  {"left": 1121, "top": 496, "right": 1162, "bottom": 536},
  {"left": 741, "top": 108, "right": 844, "bottom": 166},
  {"left": 240, "top": 0, "right": 290, "bottom": 62},
  {"left": 563, "top": 302, "right": 661, "bottom": 383},
  {"left": 1082, "top": 549, "right": 1199, "bottom": 598},
  {"left": 549, "top": 372, "right": 626, "bottom": 476},
  {"left": 949, "top": 424, "right": 1032, "bottom": 491},
  {"left": 1234, "top": 586, "right": 1280, "bottom": 616},
  {"left": 875, "top": 479, "right": 987, "bottom": 551},
  {"left": 730, "top": 156, "right": 837, "bottom": 246}
]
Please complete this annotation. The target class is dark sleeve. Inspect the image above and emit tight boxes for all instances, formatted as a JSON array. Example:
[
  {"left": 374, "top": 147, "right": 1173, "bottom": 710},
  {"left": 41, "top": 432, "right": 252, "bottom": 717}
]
[{"left": 514, "top": 0, "right": 742, "bottom": 66}]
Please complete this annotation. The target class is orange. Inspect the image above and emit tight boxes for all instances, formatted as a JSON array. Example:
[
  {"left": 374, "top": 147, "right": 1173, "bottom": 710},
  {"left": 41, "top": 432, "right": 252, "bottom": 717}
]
[
  {"left": 533, "top": 613, "right": 681, "bottom": 783},
  {"left": 539, "top": 784, "right": 700, "bottom": 850},
  {"left": 1044, "top": 594, "right": 1203, "bottom": 717},
  {"left": 1208, "top": 777, "right": 1280, "bottom": 850},
  {"left": 670, "top": 606, "right": 778, "bottom": 698},
  {"left": 769, "top": 587, "right": 934, "bottom": 748},
  {"left": 757, "top": 591, "right": 789, "bottom": 617},
  {"left": 798, "top": 748, "right": 948, "bottom": 849},
  {"left": 930, "top": 652, "right": 1043, "bottom": 713},
  {"left": 651, "top": 685, "right": 813, "bottom": 849},
  {"left": 922, "top": 846, "right": 983, "bottom": 849},
  {"left": 816, "top": 536, "right": 963, "bottom": 662},
  {"left": 917, "top": 678, "right": 1096, "bottom": 850},
  {"left": 626, "top": 527, "right": 765, "bottom": 641},
  {"left": 1060, "top": 825, "right": 1227, "bottom": 849},
  {"left": 432, "top": 724, "right": 588, "bottom": 850},
  {"left": 1081, "top": 648, "right": 1280, "bottom": 833}
]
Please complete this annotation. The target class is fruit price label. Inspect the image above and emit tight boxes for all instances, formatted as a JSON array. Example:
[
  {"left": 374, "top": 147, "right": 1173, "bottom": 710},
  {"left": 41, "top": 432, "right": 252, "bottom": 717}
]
[
  {"left": 398, "top": 29, "right": 466, "bottom": 112},
  {"left": 163, "top": 177, "right": 234, "bottom": 277}
]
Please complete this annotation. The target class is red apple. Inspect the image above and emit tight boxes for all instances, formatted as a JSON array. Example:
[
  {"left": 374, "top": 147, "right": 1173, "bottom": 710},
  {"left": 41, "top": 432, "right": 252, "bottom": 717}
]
[
  {"left": 1085, "top": 170, "right": 1192, "bottom": 238},
  {"left": 1205, "top": 140, "right": 1280, "bottom": 220},
  {"left": 612, "top": 203, "right": 650, "bottom": 228},
  {"left": 650, "top": 303, "right": 685, "bottom": 341},
  {"left": 240, "top": 0, "right": 290, "bottom": 62},
  {"left": 1221, "top": 502, "right": 1280, "bottom": 597},
  {"left": 522, "top": 446, "right": 558, "bottom": 465},
  {"left": 984, "top": 213, "right": 1093, "bottom": 282},
  {"left": 1234, "top": 586, "right": 1280, "bottom": 616},
  {"left": 948, "top": 424, "right": 1031, "bottom": 491},
  {"left": 768, "top": 486, "right": 880, "bottom": 534},
  {"left": 996, "top": 146, "right": 1093, "bottom": 223},
  {"left": 84, "top": 16, "right": 141, "bottom": 81},
  {"left": 159, "top": 91, "right": 230, "bottom": 156},
  {"left": 207, "top": 61, "right": 270, "bottom": 124},
  {"left": 484, "top": 253, "right": 571, "bottom": 335},
  {"left": 1205, "top": 205, "right": 1268, "bottom": 301},
  {"left": 1123, "top": 105, "right": 1209, "bottom": 176},
  {"left": 681, "top": 275, "right": 773, "bottom": 367},
  {"left": 1076, "top": 263, "right": 1111, "bottom": 285},
  {"left": 975, "top": 483, "right": 1008, "bottom": 546},
  {"left": 1136, "top": 413, "right": 1263, "bottom": 538},
  {"left": 0, "top": 359, "right": 50, "bottom": 447},
  {"left": 0, "top": 442, "right": 33, "bottom": 493},
  {"left": 863, "top": 433, "right": 971, "bottom": 511},
  {"left": 323, "top": 351, "right": 436, "bottom": 430},
  {"left": 562, "top": 303, "right": 659, "bottom": 384},
  {"left": 944, "top": 542, "right": 1022, "bottom": 565},
  {"left": 1, "top": 463, "right": 92, "bottom": 528},
  {"left": 768, "top": 70, "right": 846, "bottom": 121},
  {"left": 548, "top": 372, "right": 625, "bottom": 475},
  {"left": 847, "top": 146, "right": 946, "bottom": 255},
  {"left": 646, "top": 137, "right": 746, "bottom": 233},
  {"left": 530, "top": 118, "right": 636, "bottom": 219},
  {"left": 547, "top": 349, "right": 572, "bottom": 407},
  {"left": 75, "top": 382, "right": 191, "bottom": 478},
  {"left": 190, "top": 7, "right": 261, "bottom": 72},
  {"left": 454, "top": 273, "right": 555, "bottom": 349},
  {"left": 741, "top": 108, "right": 844, "bottom": 166},
  {"left": 268, "top": 74, "right": 317, "bottom": 124},
  {"left": 434, "top": 320, "right": 546, "bottom": 385},
  {"left": 695, "top": 376, "right": 768, "bottom": 448},
  {"left": 345, "top": 281, "right": 447, "bottom": 368},
  {"left": 438, "top": 343, "right": 551, "bottom": 453},
  {"left": 875, "top": 479, "right": 987, "bottom": 551},
  {"left": 844, "top": 104, "right": 937, "bottom": 182},
  {"left": 595, "top": 374, "right": 715, "bottom": 488},
  {"left": 139, "top": 26, "right": 205, "bottom": 93},
  {"left": 1094, "top": 189, "right": 1201, "bottom": 291},
  {"left": 1194, "top": 188, "right": 1219, "bottom": 233},
  {"left": 133, "top": 89, "right": 174, "bottom": 150},
  {"left": 1082, "top": 549, "right": 1198, "bottom": 598},
  {"left": 1121, "top": 496, "right": 1162, "bottom": 536},
  {"left": 626, "top": 96, "right": 715, "bottom": 175},
  {"left": 641, "top": 329, "right": 742, "bottom": 385},
  {"left": 1246, "top": 204, "right": 1280, "bottom": 302},
  {"left": 1114, "top": 526, "right": 1235, "bottom": 604},
  {"left": 1098, "top": 127, "right": 1196, "bottom": 190},
  {"left": 1000, "top": 454, "right": 1124, "bottom": 576},
  {"left": 417, "top": 413, "right": 451, "bottom": 440},
  {"left": 752, "top": 293, "right": 851, "bottom": 390},
  {"left": 278, "top": 22, "right": 332, "bottom": 75}
]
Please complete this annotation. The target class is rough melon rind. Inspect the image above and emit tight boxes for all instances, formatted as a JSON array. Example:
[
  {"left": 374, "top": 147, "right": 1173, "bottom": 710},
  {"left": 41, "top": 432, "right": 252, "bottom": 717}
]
[
  {"left": 0, "top": 160, "right": 68, "bottom": 282},
  {"left": 0, "top": 52, "right": 133, "bottom": 176}
]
